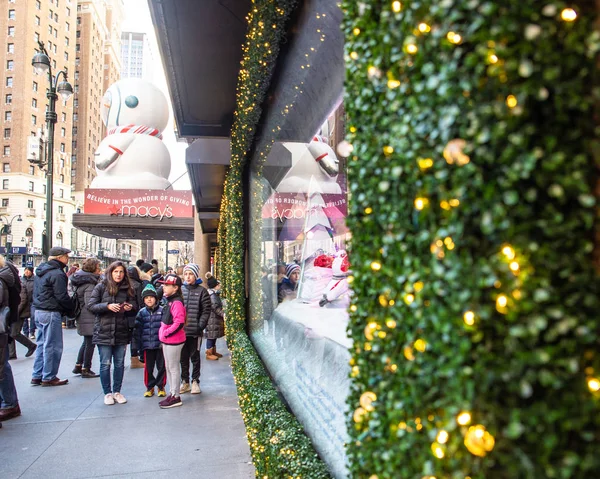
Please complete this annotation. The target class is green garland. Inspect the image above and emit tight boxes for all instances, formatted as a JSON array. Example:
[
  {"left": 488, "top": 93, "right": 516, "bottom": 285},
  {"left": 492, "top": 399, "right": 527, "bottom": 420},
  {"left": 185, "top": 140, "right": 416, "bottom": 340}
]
[
  {"left": 343, "top": 1, "right": 600, "bottom": 478},
  {"left": 218, "top": 0, "right": 331, "bottom": 476}
]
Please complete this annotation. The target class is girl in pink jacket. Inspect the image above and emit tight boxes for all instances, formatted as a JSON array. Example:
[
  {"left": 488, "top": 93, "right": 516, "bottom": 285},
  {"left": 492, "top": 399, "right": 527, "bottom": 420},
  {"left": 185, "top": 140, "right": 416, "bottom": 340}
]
[{"left": 157, "top": 274, "right": 187, "bottom": 409}]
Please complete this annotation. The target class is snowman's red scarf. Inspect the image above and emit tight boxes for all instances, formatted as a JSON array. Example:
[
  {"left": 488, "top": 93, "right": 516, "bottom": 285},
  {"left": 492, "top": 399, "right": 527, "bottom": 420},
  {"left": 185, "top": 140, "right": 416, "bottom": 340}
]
[{"left": 107, "top": 124, "right": 163, "bottom": 140}]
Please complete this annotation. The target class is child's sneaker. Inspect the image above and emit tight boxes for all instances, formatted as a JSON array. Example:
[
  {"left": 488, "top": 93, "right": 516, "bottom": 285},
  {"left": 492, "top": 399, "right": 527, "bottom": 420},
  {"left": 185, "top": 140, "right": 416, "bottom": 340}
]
[
  {"left": 113, "top": 392, "right": 127, "bottom": 404},
  {"left": 191, "top": 380, "right": 201, "bottom": 394},
  {"left": 157, "top": 388, "right": 166, "bottom": 397},
  {"left": 158, "top": 394, "right": 172, "bottom": 407},
  {"left": 179, "top": 381, "right": 191, "bottom": 394},
  {"left": 160, "top": 395, "right": 182, "bottom": 409},
  {"left": 144, "top": 388, "right": 155, "bottom": 397},
  {"left": 104, "top": 393, "right": 115, "bottom": 405}
]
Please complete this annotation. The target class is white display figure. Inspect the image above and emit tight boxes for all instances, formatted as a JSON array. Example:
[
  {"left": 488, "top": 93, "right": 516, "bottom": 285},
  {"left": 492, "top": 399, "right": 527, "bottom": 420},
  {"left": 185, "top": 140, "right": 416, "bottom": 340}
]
[
  {"left": 318, "top": 250, "right": 351, "bottom": 308},
  {"left": 91, "top": 78, "right": 172, "bottom": 189},
  {"left": 277, "top": 136, "right": 342, "bottom": 194}
]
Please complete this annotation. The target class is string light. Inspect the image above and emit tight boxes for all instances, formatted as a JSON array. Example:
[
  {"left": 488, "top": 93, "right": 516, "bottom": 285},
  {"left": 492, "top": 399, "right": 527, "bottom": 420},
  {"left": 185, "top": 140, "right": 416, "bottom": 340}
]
[
  {"left": 464, "top": 425, "right": 495, "bottom": 457},
  {"left": 447, "top": 31, "right": 462, "bottom": 44},
  {"left": 383, "top": 145, "right": 394, "bottom": 155},
  {"left": 387, "top": 79, "right": 401, "bottom": 89},
  {"left": 463, "top": 310, "right": 475, "bottom": 326},
  {"left": 405, "top": 293, "right": 415, "bottom": 304},
  {"left": 360, "top": 391, "right": 377, "bottom": 411},
  {"left": 588, "top": 378, "right": 600, "bottom": 392},
  {"left": 436, "top": 430, "right": 449, "bottom": 444},
  {"left": 392, "top": 1, "right": 402, "bottom": 13},
  {"left": 457, "top": 411, "right": 472, "bottom": 425},
  {"left": 414, "top": 338, "right": 427, "bottom": 352},
  {"left": 506, "top": 95, "right": 518, "bottom": 108},
  {"left": 353, "top": 27, "right": 361, "bottom": 35},
  {"left": 509, "top": 261, "right": 520, "bottom": 272},
  {"left": 496, "top": 294, "right": 508, "bottom": 308},
  {"left": 364, "top": 207, "right": 373, "bottom": 214},
  {"left": 418, "top": 158, "right": 433, "bottom": 170},
  {"left": 404, "top": 346, "right": 415, "bottom": 361},
  {"left": 414, "top": 197, "right": 429, "bottom": 210},
  {"left": 371, "top": 261, "right": 382, "bottom": 271},
  {"left": 502, "top": 245, "right": 516, "bottom": 260},
  {"left": 406, "top": 43, "right": 418, "bottom": 54},
  {"left": 560, "top": 8, "right": 577, "bottom": 21},
  {"left": 350, "top": 51, "right": 359, "bottom": 60},
  {"left": 418, "top": 23, "right": 431, "bottom": 33},
  {"left": 488, "top": 53, "right": 498, "bottom": 64},
  {"left": 431, "top": 442, "right": 445, "bottom": 459}
]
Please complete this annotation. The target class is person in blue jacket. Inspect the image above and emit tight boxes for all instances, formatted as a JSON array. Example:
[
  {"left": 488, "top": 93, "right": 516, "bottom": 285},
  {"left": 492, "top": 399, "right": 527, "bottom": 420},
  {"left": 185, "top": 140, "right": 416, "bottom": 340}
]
[{"left": 133, "top": 284, "right": 166, "bottom": 398}]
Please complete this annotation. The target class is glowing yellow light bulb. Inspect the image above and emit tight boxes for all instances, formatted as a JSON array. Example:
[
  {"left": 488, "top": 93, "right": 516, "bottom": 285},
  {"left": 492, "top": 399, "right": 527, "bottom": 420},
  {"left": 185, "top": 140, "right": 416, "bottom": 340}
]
[
  {"left": 386, "top": 319, "right": 397, "bottom": 328},
  {"left": 463, "top": 310, "right": 475, "bottom": 326},
  {"left": 488, "top": 53, "right": 498, "bottom": 64},
  {"left": 350, "top": 51, "right": 359, "bottom": 60},
  {"left": 506, "top": 95, "right": 518, "bottom": 108},
  {"left": 561, "top": 8, "right": 577, "bottom": 21},
  {"left": 464, "top": 425, "right": 495, "bottom": 457},
  {"left": 457, "top": 411, "right": 472, "bottom": 425},
  {"left": 436, "top": 430, "right": 449, "bottom": 444},
  {"left": 364, "top": 207, "right": 373, "bottom": 214},
  {"left": 353, "top": 27, "right": 361, "bottom": 36},
  {"left": 383, "top": 145, "right": 394, "bottom": 155},
  {"left": 449, "top": 198, "right": 460, "bottom": 207},
  {"left": 353, "top": 407, "right": 366, "bottom": 423},
  {"left": 509, "top": 261, "right": 520, "bottom": 272},
  {"left": 370, "top": 261, "right": 381, "bottom": 271},
  {"left": 414, "top": 281, "right": 424, "bottom": 292},
  {"left": 414, "top": 197, "right": 429, "bottom": 210},
  {"left": 440, "top": 201, "right": 451, "bottom": 210},
  {"left": 404, "top": 346, "right": 415, "bottom": 361},
  {"left": 447, "top": 32, "right": 462, "bottom": 44},
  {"left": 406, "top": 43, "right": 418, "bottom": 54},
  {"left": 431, "top": 443, "right": 445, "bottom": 459},
  {"left": 418, "top": 158, "right": 433, "bottom": 170},
  {"left": 387, "top": 79, "right": 401, "bottom": 89},
  {"left": 405, "top": 294, "right": 415, "bottom": 305},
  {"left": 418, "top": 23, "right": 431, "bottom": 33},
  {"left": 502, "top": 245, "right": 516, "bottom": 260},
  {"left": 349, "top": 125, "right": 357, "bottom": 133},
  {"left": 350, "top": 304, "right": 357, "bottom": 312},
  {"left": 588, "top": 378, "right": 600, "bottom": 392},
  {"left": 392, "top": 1, "right": 402, "bottom": 13},
  {"left": 497, "top": 295, "right": 508, "bottom": 308},
  {"left": 414, "top": 338, "right": 426, "bottom": 352},
  {"left": 360, "top": 391, "right": 377, "bottom": 411}
]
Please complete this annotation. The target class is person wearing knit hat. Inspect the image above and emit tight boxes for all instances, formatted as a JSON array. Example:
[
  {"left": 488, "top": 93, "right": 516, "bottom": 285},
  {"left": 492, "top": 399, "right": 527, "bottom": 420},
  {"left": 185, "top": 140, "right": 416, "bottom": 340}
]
[
  {"left": 278, "top": 263, "right": 301, "bottom": 303},
  {"left": 204, "top": 273, "right": 223, "bottom": 360},
  {"left": 179, "top": 263, "right": 211, "bottom": 394},
  {"left": 133, "top": 283, "right": 167, "bottom": 398}
]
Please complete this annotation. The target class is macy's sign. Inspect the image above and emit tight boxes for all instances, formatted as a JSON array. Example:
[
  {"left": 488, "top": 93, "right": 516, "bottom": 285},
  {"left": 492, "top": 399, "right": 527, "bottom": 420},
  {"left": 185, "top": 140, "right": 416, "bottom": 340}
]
[{"left": 112, "top": 205, "right": 173, "bottom": 221}]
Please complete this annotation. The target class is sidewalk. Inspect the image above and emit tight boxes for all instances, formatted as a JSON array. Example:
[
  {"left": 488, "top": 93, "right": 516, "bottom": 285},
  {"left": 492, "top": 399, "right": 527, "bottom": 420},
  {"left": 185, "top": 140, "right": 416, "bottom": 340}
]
[{"left": 1, "top": 330, "right": 254, "bottom": 479}]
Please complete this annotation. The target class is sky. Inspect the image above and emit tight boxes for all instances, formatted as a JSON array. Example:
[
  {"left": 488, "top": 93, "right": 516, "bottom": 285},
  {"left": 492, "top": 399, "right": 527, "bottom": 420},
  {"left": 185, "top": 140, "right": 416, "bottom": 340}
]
[{"left": 122, "top": 0, "right": 191, "bottom": 190}]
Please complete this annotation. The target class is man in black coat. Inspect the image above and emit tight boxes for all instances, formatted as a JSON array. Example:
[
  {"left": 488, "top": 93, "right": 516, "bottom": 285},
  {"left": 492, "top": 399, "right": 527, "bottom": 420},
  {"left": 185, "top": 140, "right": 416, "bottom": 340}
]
[
  {"left": 31, "top": 247, "right": 75, "bottom": 387},
  {"left": 0, "top": 256, "right": 23, "bottom": 424}
]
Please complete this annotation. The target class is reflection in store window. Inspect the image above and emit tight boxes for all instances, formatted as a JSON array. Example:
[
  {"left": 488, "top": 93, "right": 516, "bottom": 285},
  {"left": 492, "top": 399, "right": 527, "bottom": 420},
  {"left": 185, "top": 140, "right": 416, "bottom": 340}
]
[{"left": 249, "top": 107, "right": 351, "bottom": 478}]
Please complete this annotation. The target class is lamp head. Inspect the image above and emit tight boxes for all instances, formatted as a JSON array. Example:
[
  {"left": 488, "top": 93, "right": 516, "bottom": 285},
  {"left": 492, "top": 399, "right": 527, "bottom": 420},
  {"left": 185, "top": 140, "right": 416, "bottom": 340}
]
[
  {"left": 57, "top": 81, "right": 73, "bottom": 101},
  {"left": 32, "top": 51, "right": 51, "bottom": 76}
]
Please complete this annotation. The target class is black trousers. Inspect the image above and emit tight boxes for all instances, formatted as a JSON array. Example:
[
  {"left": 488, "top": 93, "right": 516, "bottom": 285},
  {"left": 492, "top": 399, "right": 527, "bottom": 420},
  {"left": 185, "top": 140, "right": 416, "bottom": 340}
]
[
  {"left": 144, "top": 348, "right": 166, "bottom": 389},
  {"left": 76, "top": 335, "right": 95, "bottom": 369},
  {"left": 8, "top": 318, "right": 36, "bottom": 358},
  {"left": 180, "top": 336, "right": 201, "bottom": 383}
]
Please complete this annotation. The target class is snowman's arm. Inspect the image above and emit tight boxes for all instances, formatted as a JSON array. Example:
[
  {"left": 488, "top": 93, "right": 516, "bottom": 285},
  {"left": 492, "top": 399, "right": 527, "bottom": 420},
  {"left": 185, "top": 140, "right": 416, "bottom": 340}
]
[{"left": 94, "top": 135, "right": 136, "bottom": 171}]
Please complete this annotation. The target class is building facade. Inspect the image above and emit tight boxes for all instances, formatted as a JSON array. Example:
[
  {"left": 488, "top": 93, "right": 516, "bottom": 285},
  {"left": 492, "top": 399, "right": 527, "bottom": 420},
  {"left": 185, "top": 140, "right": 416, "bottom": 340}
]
[{"left": 0, "top": 0, "right": 78, "bottom": 265}]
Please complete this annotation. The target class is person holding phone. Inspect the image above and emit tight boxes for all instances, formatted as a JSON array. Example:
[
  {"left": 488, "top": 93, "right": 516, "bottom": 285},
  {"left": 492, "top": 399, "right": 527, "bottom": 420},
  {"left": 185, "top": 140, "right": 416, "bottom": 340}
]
[{"left": 88, "top": 261, "right": 138, "bottom": 406}]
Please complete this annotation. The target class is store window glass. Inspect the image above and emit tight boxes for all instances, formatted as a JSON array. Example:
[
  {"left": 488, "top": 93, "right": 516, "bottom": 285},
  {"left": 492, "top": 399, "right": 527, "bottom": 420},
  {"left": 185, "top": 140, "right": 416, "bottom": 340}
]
[{"left": 249, "top": 104, "right": 350, "bottom": 477}]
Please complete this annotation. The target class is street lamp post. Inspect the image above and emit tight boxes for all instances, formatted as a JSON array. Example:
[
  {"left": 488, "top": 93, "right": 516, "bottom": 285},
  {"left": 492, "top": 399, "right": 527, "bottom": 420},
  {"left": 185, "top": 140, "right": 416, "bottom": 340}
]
[
  {"left": 1, "top": 215, "right": 23, "bottom": 261},
  {"left": 31, "top": 41, "right": 73, "bottom": 258}
]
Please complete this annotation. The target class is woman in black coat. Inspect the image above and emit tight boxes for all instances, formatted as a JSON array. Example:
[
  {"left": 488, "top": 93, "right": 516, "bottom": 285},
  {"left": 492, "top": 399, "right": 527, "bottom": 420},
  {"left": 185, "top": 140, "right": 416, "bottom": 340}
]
[
  {"left": 88, "top": 261, "right": 138, "bottom": 406},
  {"left": 70, "top": 258, "right": 102, "bottom": 378}
]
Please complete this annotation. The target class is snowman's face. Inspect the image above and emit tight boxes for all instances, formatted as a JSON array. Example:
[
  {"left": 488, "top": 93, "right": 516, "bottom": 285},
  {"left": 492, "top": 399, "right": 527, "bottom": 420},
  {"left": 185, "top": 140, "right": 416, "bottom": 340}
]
[{"left": 100, "top": 79, "right": 169, "bottom": 131}]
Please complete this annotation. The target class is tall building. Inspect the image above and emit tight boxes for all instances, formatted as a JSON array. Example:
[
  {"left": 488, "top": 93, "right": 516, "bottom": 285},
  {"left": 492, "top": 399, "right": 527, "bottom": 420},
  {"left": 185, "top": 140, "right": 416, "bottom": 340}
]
[
  {"left": 0, "top": 0, "right": 78, "bottom": 265},
  {"left": 72, "top": 0, "right": 123, "bottom": 194},
  {"left": 121, "top": 31, "right": 154, "bottom": 81},
  {"left": 71, "top": 0, "right": 141, "bottom": 264}
]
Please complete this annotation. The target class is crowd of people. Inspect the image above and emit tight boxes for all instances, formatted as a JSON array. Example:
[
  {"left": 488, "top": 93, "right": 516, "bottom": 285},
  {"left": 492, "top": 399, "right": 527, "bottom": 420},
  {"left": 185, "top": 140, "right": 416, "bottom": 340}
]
[{"left": 0, "top": 247, "right": 224, "bottom": 427}]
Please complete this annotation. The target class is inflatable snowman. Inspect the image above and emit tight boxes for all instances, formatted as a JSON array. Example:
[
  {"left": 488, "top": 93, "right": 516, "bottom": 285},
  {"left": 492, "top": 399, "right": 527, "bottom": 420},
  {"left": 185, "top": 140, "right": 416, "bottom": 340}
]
[
  {"left": 91, "top": 78, "right": 172, "bottom": 189},
  {"left": 277, "top": 136, "right": 342, "bottom": 194}
]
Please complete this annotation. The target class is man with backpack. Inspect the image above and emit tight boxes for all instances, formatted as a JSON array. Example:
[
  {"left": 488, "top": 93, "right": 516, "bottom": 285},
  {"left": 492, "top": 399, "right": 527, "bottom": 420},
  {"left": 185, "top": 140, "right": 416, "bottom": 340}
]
[
  {"left": 0, "top": 256, "right": 23, "bottom": 423},
  {"left": 31, "top": 247, "right": 75, "bottom": 387}
]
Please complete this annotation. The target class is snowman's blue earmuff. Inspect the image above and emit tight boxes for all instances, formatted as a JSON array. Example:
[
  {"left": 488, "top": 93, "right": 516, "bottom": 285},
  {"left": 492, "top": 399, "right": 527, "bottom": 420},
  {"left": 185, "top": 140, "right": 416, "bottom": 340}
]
[{"left": 125, "top": 95, "right": 139, "bottom": 108}]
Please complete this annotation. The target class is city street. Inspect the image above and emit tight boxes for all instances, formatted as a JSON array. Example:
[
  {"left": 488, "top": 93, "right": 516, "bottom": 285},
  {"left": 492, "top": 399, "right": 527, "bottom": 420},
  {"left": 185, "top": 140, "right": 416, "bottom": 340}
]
[{"left": 1, "top": 330, "right": 254, "bottom": 479}]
